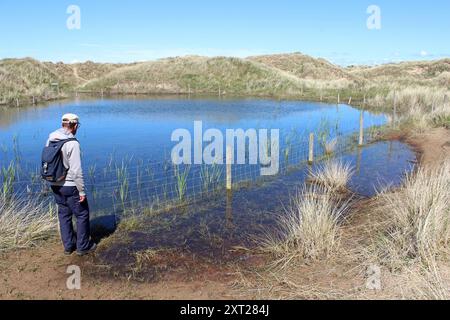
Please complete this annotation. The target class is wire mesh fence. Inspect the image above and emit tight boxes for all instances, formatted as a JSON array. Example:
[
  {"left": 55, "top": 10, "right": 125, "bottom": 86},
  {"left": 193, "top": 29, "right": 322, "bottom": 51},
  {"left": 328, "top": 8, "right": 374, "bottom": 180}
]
[{"left": 1, "top": 115, "right": 384, "bottom": 219}]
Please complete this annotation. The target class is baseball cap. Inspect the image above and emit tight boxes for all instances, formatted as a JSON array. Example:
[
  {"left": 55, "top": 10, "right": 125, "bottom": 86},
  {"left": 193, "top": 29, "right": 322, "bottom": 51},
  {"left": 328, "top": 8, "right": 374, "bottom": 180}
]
[{"left": 62, "top": 113, "right": 80, "bottom": 124}]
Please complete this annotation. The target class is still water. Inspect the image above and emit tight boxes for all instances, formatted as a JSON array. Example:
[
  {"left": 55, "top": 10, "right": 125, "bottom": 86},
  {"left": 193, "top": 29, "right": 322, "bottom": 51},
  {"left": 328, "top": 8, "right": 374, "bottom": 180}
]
[
  {"left": 114, "top": 140, "right": 414, "bottom": 265},
  {"left": 0, "top": 96, "right": 413, "bottom": 216}
]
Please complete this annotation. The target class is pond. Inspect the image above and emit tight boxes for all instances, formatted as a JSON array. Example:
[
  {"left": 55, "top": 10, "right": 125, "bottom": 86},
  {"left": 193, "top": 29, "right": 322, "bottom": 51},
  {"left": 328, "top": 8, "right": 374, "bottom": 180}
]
[
  {"left": 0, "top": 96, "right": 413, "bottom": 218},
  {"left": 101, "top": 141, "right": 415, "bottom": 261}
]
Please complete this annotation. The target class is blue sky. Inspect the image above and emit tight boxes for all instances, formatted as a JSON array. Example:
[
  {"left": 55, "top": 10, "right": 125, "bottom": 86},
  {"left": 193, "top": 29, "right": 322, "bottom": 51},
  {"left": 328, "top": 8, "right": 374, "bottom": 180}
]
[{"left": 0, "top": 0, "right": 449, "bottom": 65}]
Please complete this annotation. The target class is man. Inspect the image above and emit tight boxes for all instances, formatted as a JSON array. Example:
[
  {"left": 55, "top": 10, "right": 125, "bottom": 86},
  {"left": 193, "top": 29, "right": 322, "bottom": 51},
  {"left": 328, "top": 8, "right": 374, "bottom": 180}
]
[{"left": 47, "top": 113, "right": 96, "bottom": 256}]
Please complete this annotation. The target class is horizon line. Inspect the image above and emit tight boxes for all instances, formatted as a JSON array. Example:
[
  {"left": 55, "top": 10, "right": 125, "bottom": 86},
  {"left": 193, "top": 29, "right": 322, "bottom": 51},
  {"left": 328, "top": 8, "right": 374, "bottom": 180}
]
[{"left": 1, "top": 52, "right": 449, "bottom": 68}]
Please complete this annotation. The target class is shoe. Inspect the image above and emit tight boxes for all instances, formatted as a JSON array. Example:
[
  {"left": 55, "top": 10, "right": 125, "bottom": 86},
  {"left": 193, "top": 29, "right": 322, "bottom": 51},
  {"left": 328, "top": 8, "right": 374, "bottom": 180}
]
[
  {"left": 76, "top": 242, "right": 97, "bottom": 256},
  {"left": 64, "top": 247, "right": 76, "bottom": 256},
  {"left": 64, "top": 249, "right": 75, "bottom": 256}
]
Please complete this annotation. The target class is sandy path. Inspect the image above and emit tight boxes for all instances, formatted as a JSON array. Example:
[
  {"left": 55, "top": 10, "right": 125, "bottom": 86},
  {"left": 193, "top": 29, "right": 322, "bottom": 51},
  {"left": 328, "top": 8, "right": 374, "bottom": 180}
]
[{"left": 406, "top": 127, "right": 450, "bottom": 168}]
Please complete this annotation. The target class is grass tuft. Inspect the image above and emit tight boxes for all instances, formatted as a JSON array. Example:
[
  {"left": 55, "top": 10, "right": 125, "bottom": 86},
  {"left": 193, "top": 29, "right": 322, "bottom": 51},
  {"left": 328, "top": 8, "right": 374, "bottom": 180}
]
[
  {"left": 376, "top": 160, "right": 450, "bottom": 269},
  {"left": 324, "top": 138, "right": 338, "bottom": 155},
  {"left": 0, "top": 197, "right": 57, "bottom": 251},
  {"left": 260, "top": 185, "right": 351, "bottom": 268},
  {"left": 308, "top": 160, "right": 354, "bottom": 192}
]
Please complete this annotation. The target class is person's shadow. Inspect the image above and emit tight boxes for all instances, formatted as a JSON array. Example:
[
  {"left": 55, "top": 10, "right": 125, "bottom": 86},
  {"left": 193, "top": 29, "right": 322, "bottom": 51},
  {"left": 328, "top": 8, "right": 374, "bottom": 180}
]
[{"left": 90, "top": 215, "right": 119, "bottom": 243}]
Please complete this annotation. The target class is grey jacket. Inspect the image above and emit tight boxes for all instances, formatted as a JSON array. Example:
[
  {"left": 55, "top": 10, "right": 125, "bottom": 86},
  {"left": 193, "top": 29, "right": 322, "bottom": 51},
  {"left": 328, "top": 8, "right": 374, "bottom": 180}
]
[{"left": 46, "top": 128, "right": 86, "bottom": 196}]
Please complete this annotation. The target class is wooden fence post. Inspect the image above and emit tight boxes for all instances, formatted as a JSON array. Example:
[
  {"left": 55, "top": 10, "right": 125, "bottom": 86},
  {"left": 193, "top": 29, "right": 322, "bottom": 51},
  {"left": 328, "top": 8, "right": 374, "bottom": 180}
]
[
  {"left": 308, "top": 133, "right": 314, "bottom": 164},
  {"left": 359, "top": 111, "right": 364, "bottom": 146},
  {"left": 337, "top": 92, "right": 340, "bottom": 104},
  {"left": 225, "top": 190, "right": 233, "bottom": 229},
  {"left": 348, "top": 97, "right": 352, "bottom": 105},
  {"left": 356, "top": 146, "right": 362, "bottom": 175},
  {"left": 226, "top": 145, "right": 232, "bottom": 191}
]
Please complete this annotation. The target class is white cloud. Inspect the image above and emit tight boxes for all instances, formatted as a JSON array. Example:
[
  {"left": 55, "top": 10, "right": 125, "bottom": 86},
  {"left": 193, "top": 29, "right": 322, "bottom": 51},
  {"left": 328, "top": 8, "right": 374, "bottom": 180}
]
[{"left": 420, "top": 50, "right": 428, "bottom": 57}]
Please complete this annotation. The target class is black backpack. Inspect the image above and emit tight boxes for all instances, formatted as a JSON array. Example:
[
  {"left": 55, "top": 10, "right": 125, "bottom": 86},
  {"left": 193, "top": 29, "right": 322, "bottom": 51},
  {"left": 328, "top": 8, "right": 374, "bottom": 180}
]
[{"left": 41, "top": 138, "right": 78, "bottom": 182}]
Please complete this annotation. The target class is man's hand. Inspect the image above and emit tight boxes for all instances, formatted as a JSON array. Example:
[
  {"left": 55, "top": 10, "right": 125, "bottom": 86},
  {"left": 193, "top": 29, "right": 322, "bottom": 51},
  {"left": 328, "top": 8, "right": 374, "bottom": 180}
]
[{"left": 79, "top": 195, "right": 87, "bottom": 203}]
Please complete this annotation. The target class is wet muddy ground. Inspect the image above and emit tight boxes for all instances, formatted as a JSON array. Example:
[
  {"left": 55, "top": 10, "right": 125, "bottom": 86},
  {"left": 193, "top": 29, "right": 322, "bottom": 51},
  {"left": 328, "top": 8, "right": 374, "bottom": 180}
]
[{"left": 87, "top": 140, "right": 416, "bottom": 282}]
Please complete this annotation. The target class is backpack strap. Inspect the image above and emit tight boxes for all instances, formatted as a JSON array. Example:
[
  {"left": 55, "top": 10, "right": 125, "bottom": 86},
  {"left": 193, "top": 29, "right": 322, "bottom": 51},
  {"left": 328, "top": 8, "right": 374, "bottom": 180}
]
[{"left": 49, "top": 138, "right": 78, "bottom": 147}]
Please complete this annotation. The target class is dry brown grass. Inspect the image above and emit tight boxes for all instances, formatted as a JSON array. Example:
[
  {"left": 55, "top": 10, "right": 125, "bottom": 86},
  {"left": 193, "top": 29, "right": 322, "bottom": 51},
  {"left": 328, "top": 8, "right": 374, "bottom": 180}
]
[
  {"left": 248, "top": 52, "right": 359, "bottom": 81},
  {"left": 0, "top": 58, "right": 129, "bottom": 105},
  {"left": 348, "top": 59, "right": 450, "bottom": 85},
  {"left": 369, "top": 86, "right": 450, "bottom": 111},
  {"left": 81, "top": 56, "right": 307, "bottom": 96},
  {"left": 378, "top": 161, "right": 450, "bottom": 266},
  {"left": 2, "top": 54, "right": 450, "bottom": 114},
  {"left": 308, "top": 160, "right": 354, "bottom": 192},
  {"left": 0, "top": 197, "right": 58, "bottom": 251},
  {"left": 260, "top": 185, "right": 351, "bottom": 268}
]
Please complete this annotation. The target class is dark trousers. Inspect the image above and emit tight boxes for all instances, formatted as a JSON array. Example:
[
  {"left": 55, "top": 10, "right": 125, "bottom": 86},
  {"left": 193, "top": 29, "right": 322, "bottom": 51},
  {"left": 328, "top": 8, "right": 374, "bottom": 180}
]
[{"left": 51, "top": 186, "right": 91, "bottom": 252}]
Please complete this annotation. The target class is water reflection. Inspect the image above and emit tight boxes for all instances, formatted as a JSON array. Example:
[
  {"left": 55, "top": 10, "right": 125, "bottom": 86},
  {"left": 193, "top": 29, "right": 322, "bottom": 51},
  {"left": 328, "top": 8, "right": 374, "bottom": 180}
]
[
  {"left": 225, "top": 190, "right": 234, "bottom": 231},
  {"left": 97, "top": 140, "right": 415, "bottom": 268},
  {"left": 1, "top": 97, "right": 388, "bottom": 215}
]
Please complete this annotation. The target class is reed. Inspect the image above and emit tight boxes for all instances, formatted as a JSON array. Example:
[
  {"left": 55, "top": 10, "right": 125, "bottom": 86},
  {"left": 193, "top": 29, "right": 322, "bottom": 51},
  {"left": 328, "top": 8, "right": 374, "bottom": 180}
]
[
  {"left": 174, "top": 164, "right": 190, "bottom": 203},
  {"left": 1, "top": 162, "right": 16, "bottom": 202},
  {"left": 200, "top": 163, "right": 223, "bottom": 193},
  {"left": 323, "top": 138, "right": 338, "bottom": 155},
  {"left": 116, "top": 162, "right": 129, "bottom": 210}
]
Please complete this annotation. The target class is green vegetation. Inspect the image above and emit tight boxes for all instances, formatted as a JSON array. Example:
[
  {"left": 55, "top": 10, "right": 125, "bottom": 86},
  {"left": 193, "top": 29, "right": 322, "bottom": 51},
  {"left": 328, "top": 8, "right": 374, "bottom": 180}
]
[
  {"left": 2, "top": 53, "right": 450, "bottom": 299},
  {"left": 200, "top": 163, "right": 223, "bottom": 193},
  {"left": 0, "top": 58, "right": 129, "bottom": 106},
  {"left": 249, "top": 52, "right": 362, "bottom": 82},
  {"left": 81, "top": 56, "right": 306, "bottom": 96},
  {"left": 317, "top": 117, "right": 339, "bottom": 155},
  {"left": 174, "top": 165, "right": 191, "bottom": 203},
  {"left": 0, "top": 58, "right": 63, "bottom": 105},
  {"left": 347, "top": 59, "right": 450, "bottom": 86},
  {"left": 116, "top": 162, "right": 130, "bottom": 210},
  {"left": 2, "top": 54, "right": 449, "bottom": 111},
  {"left": 1, "top": 162, "right": 16, "bottom": 202}
]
